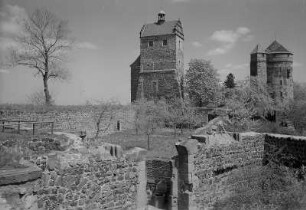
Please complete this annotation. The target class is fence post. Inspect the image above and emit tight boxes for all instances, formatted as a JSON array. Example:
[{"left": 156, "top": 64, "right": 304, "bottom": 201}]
[
  {"left": 33, "top": 123, "right": 35, "bottom": 136},
  {"left": 51, "top": 122, "right": 54, "bottom": 134}
]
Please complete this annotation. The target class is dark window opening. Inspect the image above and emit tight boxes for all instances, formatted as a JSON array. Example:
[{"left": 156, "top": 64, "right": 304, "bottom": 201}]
[
  {"left": 148, "top": 41, "right": 153, "bottom": 47},
  {"left": 162, "top": 39, "right": 167, "bottom": 46},
  {"left": 287, "top": 69, "right": 291, "bottom": 78},
  {"left": 280, "top": 91, "right": 283, "bottom": 99},
  {"left": 280, "top": 80, "right": 282, "bottom": 85}
]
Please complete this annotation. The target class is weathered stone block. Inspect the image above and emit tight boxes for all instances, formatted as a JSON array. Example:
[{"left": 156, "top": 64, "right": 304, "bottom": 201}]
[{"left": 0, "top": 163, "right": 42, "bottom": 186}]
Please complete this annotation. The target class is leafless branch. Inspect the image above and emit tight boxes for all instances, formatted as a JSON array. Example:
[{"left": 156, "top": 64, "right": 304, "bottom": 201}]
[{"left": 7, "top": 8, "right": 73, "bottom": 105}]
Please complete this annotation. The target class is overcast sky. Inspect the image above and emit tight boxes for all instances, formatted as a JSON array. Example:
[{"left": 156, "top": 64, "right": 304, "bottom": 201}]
[{"left": 0, "top": 0, "right": 305, "bottom": 105}]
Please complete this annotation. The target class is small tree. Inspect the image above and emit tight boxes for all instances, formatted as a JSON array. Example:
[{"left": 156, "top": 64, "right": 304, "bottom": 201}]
[
  {"left": 166, "top": 98, "right": 200, "bottom": 136},
  {"left": 93, "top": 101, "right": 119, "bottom": 138},
  {"left": 282, "top": 82, "right": 306, "bottom": 135},
  {"left": 287, "top": 100, "right": 306, "bottom": 135},
  {"left": 224, "top": 79, "right": 275, "bottom": 132},
  {"left": 9, "top": 9, "right": 72, "bottom": 105},
  {"left": 186, "top": 59, "right": 221, "bottom": 107},
  {"left": 293, "top": 82, "right": 306, "bottom": 101},
  {"left": 133, "top": 99, "right": 167, "bottom": 150},
  {"left": 224, "top": 73, "right": 236, "bottom": 88}
]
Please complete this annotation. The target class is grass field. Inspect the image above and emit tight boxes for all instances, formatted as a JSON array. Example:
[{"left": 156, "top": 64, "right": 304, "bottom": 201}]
[
  {"left": 94, "top": 129, "right": 192, "bottom": 159},
  {"left": 0, "top": 127, "right": 193, "bottom": 165}
]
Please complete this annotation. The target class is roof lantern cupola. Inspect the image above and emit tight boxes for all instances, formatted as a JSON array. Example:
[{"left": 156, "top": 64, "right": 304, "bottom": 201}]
[{"left": 157, "top": 10, "right": 166, "bottom": 24}]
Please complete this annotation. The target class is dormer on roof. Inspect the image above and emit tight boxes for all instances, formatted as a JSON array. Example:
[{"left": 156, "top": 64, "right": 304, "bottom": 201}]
[{"left": 265, "top": 40, "right": 292, "bottom": 54}]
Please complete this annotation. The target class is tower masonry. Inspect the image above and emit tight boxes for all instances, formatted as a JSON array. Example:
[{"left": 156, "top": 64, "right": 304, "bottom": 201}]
[
  {"left": 250, "top": 44, "right": 267, "bottom": 84},
  {"left": 250, "top": 41, "right": 294, "bottom": 105},
  {"left": 130, "top": 11, "right": 184, "bottom": 102}
]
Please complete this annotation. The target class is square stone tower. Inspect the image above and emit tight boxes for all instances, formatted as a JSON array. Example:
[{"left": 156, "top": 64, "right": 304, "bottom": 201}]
[{"left": 130, "top": 11, "right": 184, "bottom": 102}]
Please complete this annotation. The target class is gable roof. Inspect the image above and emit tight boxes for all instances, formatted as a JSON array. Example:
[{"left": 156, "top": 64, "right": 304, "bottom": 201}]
[
  {"left": 251, "top": 44, "right": 265, "bottom": 54},
  {"left": 265, "top": 40, "right": 292, "bottom": 54},
  {"left": 140, "top": 20, "right": 184, "bottom": 39}
]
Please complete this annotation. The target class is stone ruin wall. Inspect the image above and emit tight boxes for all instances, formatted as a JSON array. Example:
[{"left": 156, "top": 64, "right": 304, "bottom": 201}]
[
  {"left": 175, "top": 132, "right": 306, "bottom": 210},
  {"left": 0, "top": 151, "right": 145, "bottom": 210},
  {"left": 264, "top": 134, "right": 306, "bottom": 167},
  {"left": 35, "top": 154, "right": 140, "bottom": 210},
  {"left": 146, "top": 159, "right": 173, "bottom": 190},
  {"left": 0, "top": 105, "right": 135, "bottom": 137},
  {"left": 191, "top": 133, "right": 264, "bottom": 209}
]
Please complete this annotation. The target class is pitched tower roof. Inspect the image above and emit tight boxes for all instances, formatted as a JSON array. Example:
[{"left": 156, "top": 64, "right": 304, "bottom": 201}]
[
  {"left": 265, "top": 40, "right": 292, "bottom": 54},
  {"left": 140, "top": 11, "right": 184, "bottom": 39}
]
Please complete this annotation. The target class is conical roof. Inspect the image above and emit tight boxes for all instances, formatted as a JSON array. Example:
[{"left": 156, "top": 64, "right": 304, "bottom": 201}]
[
  {"left": 251, "top": 44, "right": 265, "bottom": 54},
  {"left": 265, "top": 40, "right": 292, "bottom": 54}
]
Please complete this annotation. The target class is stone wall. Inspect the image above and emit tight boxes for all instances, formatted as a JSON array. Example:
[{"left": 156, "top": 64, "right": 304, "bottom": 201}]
[
  {"left": 0, "top": 151, "right": 144, "bottom": 210},
  {"left": 174, "top": 132, "right": 306, "bottom": 210},
  {"left": 146, "top": 159, "right": 173, "bottom": 184},
  {"left": 264, "top": 133, "right": 306, "bottom": 167},
  {"left": 34, "top": 153, "right": 140, "bottom": 210},
  {"left": 175, "top": 132, "right": 266, "bottom": 210},
  {"left": 0, "top": 105, "right": 134, "bottom": 138},
  {"left": 146, "top": 159, "right": 174, "bottom": 209},
  {"left": 140, "top": 34, "right": 177, "bottom": 71},
  {"left": 138, "top": 71, "right": 181, "bottom": 100}
]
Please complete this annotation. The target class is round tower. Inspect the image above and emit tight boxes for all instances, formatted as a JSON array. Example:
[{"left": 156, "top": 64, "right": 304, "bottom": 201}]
[
  {"left": 266, "top": 41, "right": 293, "bottom": 105},
  {"left": 250, "top": 44, "right": 267, "bottom": 87}
]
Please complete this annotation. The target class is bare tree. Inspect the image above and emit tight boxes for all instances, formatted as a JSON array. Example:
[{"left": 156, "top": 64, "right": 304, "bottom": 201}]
[
  {"left": 133, "top": 99, "right": 167, "bottom": 150},
  {"left": 10, "top": 9, "right": 72, "bottom": 105},
  {"left": 93, "top": 101, "right": 119, "bottom": 139}
]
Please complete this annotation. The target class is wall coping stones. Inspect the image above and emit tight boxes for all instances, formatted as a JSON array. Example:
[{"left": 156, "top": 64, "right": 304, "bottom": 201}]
[
  {"left": 240, "top": 131, "right": 262, "bottom": 137},
  {"left": 266, "top": 133, "right": 306, "bottom": 141}
]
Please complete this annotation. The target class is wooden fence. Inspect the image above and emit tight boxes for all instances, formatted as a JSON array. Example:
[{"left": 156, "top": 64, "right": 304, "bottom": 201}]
[{"left": 0, "top": 119, "right": 54, "bottom": 135}]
